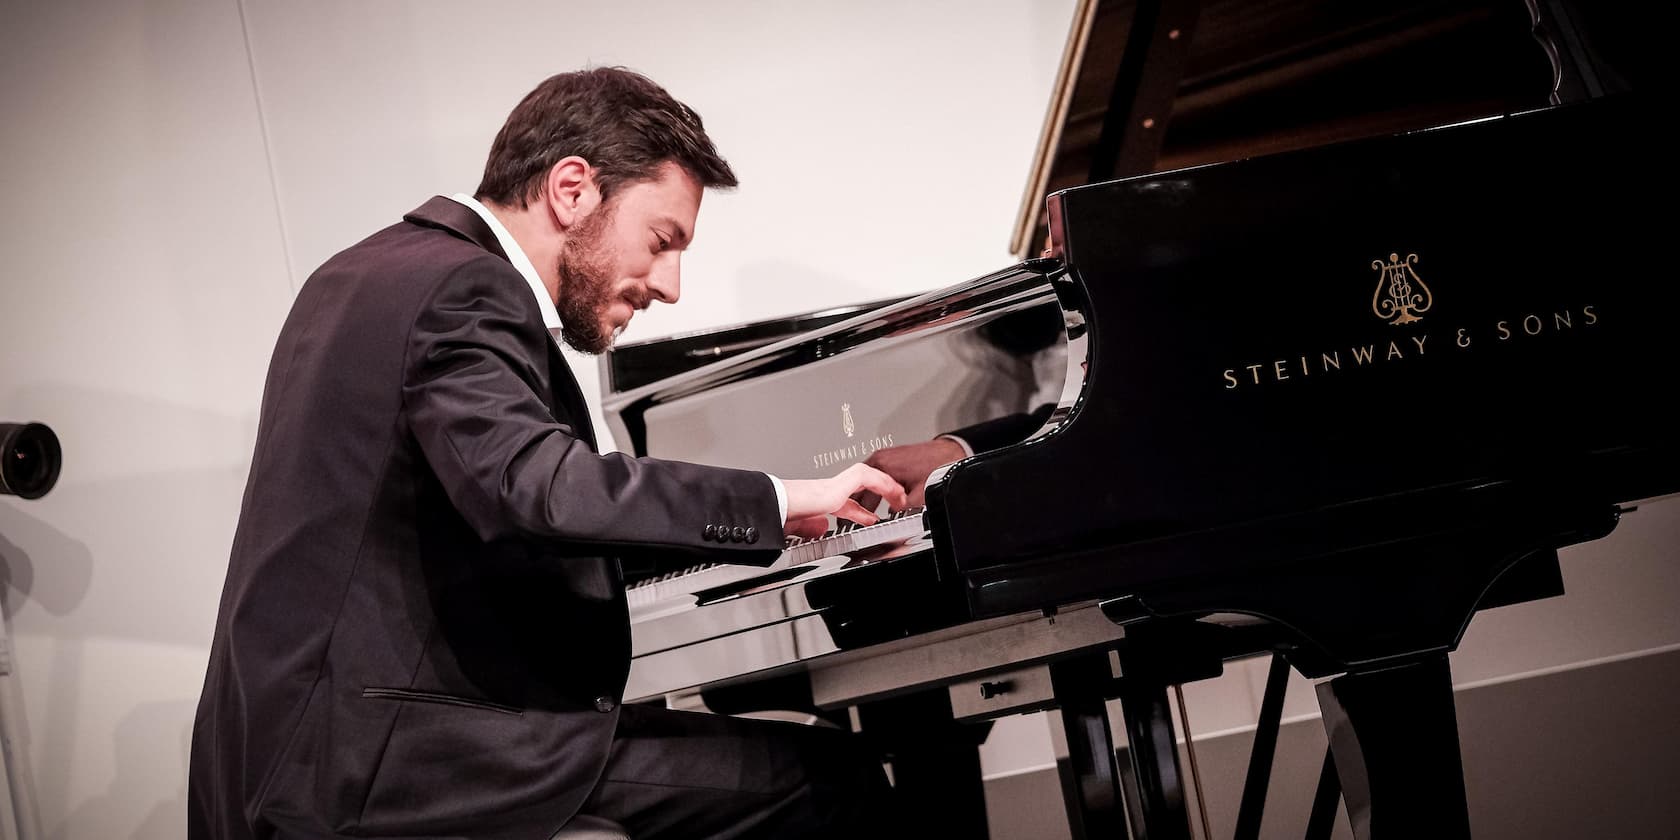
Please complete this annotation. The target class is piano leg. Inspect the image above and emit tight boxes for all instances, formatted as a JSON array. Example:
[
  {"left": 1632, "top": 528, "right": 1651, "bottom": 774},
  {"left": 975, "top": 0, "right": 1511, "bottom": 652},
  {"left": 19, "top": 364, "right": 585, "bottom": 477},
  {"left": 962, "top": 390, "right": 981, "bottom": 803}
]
[
  {"left": 855, "top": 690, "right": 991, "bottom": 839},
  {"left": 1305, "top": 747, "right": 1342, "bottom": 840},
  {"left": 1111, "top": 648, "right": 1194, "bottom": 840},
  {"left": 1044, "top": 620, "right": 1236, "bottom": 839},
  {"left": 1316, "top": 654, "right": 1471, "bottom": 840},
  {"left": 1048, "top": 653, "right": 1131, "bottom": 839}
]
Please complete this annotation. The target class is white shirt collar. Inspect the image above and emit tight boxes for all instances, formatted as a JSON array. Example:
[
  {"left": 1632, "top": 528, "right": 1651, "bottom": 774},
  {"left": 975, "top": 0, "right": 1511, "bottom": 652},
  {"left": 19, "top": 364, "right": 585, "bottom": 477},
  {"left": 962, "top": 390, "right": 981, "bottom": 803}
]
[{"left": 448, "top": 193, "right": 562, "bottom": 344}]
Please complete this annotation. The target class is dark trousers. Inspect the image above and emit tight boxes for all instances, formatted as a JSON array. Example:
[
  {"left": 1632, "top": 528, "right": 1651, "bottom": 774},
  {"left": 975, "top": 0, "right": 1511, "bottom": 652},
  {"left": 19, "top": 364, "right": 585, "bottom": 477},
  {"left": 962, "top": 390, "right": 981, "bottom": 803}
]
[{"left": 577, "top": 704, "right": 901, "bottom": 839}]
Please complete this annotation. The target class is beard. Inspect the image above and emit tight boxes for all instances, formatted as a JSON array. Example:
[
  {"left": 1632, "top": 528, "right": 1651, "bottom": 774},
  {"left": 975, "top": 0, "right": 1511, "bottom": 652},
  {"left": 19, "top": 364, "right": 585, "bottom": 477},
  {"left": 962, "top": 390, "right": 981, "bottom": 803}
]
[{"left": 555, "top": 204, "right": 645, "bottom": 354}]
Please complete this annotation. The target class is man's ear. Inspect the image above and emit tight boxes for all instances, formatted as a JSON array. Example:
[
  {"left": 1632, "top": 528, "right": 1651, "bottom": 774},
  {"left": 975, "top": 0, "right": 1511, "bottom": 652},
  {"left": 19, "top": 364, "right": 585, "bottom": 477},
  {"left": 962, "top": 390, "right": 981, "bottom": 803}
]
[{"left": 542, "top": 156, "right": 602, "bottom": 230}]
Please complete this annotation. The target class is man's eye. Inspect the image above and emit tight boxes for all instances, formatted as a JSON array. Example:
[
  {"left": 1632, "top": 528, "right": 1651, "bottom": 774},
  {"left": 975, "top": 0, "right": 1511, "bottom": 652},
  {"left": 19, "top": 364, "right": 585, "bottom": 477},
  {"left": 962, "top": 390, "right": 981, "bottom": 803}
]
[{"left": 655, "top": 237, "right": 670, "bottom": 252}]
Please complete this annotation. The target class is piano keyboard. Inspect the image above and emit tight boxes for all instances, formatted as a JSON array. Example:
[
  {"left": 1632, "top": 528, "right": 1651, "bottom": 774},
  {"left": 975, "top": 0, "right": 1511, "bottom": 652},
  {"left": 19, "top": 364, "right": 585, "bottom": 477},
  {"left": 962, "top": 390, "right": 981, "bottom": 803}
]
[{"left": 627, "top": 507, "right": 927, "bottom": 621}]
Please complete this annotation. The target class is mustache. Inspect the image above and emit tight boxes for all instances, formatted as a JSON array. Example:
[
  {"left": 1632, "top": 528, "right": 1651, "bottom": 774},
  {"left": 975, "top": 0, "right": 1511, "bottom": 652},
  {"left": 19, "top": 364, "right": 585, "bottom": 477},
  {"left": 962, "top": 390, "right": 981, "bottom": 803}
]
[{"left": 622, "top": 288, "right": 654, "bottom": 311}]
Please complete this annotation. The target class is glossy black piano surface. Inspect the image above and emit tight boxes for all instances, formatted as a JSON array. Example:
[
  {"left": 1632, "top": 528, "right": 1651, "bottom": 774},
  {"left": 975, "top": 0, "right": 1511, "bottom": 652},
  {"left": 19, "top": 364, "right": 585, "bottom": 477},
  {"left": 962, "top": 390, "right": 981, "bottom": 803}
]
[
  {"left": 603, "top": 90, "right": 1673, "bottom": 840},
  {"left": 610, "top": 91, "right": 1671, "bottom": 685},
  {"left": 932, "top": 93, "right": 1676, "bottom": 658}
]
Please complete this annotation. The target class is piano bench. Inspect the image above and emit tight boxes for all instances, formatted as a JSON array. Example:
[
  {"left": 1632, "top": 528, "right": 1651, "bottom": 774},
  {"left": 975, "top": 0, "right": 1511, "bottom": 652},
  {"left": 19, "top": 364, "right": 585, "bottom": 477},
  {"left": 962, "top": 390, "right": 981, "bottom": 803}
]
[{"left": 551, "top": 815, "right": 630, "bottom": 840}]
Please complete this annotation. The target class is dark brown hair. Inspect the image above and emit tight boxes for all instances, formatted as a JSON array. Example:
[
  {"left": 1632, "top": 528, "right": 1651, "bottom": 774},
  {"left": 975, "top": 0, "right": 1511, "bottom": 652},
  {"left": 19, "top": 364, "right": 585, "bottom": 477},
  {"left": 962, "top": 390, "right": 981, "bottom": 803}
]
[{"left": 475, "top": 67, "right": 737, "bottom": 207}]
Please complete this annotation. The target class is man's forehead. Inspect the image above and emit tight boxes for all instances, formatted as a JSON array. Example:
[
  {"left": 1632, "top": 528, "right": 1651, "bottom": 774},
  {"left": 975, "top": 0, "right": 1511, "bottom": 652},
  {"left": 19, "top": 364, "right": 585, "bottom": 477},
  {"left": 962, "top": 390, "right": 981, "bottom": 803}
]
[{"left": 617, "top": 163, "right": 701, "bottom": 203}]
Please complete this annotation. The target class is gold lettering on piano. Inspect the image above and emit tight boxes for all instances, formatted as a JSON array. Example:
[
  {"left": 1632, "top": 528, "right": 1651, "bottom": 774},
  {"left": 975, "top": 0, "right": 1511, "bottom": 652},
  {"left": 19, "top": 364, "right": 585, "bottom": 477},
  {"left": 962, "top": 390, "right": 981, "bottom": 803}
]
[
  {"left": 1216, "top": 252, "right": 1603, "bottom": 391},
  {"left": 1220, "top": 305, "right": 1600, "bottom": 391},
  {"left": 1494, "top": 305, "right": 1595, "bottom": 341},
  {"left": 1372, "top": 253, "right": 1433, "bottom": 325},
  {"left": 811, "top": 433, "right": 897, "bottom": 470}
]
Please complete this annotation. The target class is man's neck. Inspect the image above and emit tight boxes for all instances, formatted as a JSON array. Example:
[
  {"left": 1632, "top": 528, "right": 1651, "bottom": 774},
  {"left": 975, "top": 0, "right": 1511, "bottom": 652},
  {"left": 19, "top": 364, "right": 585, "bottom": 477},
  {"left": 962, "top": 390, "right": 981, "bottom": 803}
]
[{"left": 480, "top": 198, "right": 562, "bottom": 305}]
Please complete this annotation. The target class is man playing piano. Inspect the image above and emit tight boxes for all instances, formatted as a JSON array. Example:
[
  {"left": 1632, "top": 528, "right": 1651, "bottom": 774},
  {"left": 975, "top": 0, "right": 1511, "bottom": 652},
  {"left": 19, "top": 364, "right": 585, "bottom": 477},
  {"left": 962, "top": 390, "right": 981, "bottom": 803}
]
[{"left": 189, "top": 67, "right": 906, "bottom": 840}]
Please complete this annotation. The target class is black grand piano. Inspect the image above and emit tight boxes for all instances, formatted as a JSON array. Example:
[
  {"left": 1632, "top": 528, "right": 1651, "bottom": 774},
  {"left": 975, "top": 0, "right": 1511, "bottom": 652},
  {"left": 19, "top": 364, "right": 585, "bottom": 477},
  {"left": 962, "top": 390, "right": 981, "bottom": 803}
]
[{"left": 601, "top": 3, "right": 1668, "bottom": 838}]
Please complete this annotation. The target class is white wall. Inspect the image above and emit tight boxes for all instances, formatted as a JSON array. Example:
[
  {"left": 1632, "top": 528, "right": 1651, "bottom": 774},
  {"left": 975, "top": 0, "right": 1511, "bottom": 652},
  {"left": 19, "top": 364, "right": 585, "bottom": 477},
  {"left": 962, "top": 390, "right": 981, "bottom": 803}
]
[
  {"left": 0, "top": 0, "right": 1075, "bottom": 837},
  {"left": 3, "top": 2, "right": 1675, "bottom": 838},
  {"left": 0, "top": 1, "right": 294, "bottom": 836}
]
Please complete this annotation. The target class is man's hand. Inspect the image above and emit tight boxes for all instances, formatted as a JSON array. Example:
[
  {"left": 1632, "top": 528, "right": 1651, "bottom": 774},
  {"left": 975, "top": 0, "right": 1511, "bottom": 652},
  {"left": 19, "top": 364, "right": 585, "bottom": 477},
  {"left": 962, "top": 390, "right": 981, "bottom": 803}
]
[
  {"left": 783, "top": 463, "right": 908, "bottom": 541},
  {"left": 856, "top": 437, "right": 967, "bottom": 510}
]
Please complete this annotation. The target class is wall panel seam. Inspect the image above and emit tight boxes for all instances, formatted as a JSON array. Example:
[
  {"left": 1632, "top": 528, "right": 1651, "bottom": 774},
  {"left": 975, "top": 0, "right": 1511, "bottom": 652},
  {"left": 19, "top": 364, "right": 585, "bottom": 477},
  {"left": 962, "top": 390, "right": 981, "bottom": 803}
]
[{"left": 233, "top": 0, "right": 299, "bottom": 294}]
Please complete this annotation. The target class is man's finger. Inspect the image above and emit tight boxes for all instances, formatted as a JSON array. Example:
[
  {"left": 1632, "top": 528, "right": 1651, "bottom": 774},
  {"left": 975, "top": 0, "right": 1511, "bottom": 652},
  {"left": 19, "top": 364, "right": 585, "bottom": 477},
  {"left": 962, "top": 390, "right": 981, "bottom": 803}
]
[
  {"left": 832, "top": 499, "right": 879, "bottom": 526},
  {"left": 851, "top": 465, "right": 909, "bottom": 511}
]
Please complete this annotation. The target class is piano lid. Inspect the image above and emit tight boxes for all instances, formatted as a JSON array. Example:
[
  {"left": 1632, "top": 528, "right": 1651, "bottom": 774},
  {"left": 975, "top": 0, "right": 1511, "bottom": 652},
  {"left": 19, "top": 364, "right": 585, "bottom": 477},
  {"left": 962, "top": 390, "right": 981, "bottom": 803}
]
[{"left": 1013, "top": 0, "right": 1573, "bottom": 258}]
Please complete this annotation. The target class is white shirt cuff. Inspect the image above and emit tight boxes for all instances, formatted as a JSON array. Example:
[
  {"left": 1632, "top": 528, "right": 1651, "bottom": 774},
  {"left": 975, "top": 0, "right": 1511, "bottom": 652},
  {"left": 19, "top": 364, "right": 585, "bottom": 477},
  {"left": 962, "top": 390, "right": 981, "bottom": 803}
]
[{"left": 767, "top": 473, "right": 788, "bottom": 523}]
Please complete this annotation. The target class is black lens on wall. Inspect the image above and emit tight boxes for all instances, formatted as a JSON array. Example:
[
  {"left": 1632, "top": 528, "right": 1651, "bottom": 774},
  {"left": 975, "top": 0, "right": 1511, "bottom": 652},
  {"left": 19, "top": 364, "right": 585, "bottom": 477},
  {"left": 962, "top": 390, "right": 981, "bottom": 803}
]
[{"left": 1, "top": 422, "right": 62, "bottom": 499}]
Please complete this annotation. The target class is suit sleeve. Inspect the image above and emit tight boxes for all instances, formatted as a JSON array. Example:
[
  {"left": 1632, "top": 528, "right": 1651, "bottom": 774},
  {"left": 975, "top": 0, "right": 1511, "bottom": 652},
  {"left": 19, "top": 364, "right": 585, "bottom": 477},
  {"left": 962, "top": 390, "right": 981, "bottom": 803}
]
[{"left": 401, "top": 259, "right": 784, "bottom": 564}]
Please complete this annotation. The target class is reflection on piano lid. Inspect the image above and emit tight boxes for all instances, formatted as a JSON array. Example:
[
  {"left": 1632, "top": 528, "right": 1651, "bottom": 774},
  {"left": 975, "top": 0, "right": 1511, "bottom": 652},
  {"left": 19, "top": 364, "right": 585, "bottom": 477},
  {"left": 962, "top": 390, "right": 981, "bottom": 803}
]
[
  {"left": 602, "top": 260, "right": 1081, "bottom": 482},
  {"left": 602, "top": 297, "right": 908, "bottom": 394}
]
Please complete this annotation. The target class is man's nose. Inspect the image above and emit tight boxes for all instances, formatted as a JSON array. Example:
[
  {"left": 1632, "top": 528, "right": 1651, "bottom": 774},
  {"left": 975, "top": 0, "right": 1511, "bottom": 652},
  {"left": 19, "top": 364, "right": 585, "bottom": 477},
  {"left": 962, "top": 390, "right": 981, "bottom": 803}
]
[{"left": 648, "top": 256, "right": 680, "bottom": 304}]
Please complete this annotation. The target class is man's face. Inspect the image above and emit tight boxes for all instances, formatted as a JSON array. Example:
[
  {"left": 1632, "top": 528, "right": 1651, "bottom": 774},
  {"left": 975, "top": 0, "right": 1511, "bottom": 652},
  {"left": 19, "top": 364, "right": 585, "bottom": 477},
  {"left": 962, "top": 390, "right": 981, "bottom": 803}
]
[{"left": 556, "top": 162, "right": 702, "bottom": 354}]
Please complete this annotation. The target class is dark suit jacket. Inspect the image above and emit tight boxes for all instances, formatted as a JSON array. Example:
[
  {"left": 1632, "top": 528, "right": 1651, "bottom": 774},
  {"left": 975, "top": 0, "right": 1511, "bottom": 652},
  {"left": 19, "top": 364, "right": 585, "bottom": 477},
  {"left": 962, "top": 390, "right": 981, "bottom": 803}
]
[{"left": 189, "top": 197, "right": 784, "bottom": 840}]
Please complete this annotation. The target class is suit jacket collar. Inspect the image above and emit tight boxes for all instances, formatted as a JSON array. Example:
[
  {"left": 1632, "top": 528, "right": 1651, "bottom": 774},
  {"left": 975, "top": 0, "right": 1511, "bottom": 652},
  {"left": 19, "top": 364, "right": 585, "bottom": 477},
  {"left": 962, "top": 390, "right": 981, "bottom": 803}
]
[{"left": 404, "top": 196, "right": 511, "bottom": 263}]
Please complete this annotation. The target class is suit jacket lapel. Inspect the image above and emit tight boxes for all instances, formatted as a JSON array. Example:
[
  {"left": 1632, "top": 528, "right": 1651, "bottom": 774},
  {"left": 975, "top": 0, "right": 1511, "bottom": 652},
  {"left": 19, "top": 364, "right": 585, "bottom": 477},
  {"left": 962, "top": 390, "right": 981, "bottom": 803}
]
[{"left": 405, "top": 196, "right": 599, "bottom": 449}]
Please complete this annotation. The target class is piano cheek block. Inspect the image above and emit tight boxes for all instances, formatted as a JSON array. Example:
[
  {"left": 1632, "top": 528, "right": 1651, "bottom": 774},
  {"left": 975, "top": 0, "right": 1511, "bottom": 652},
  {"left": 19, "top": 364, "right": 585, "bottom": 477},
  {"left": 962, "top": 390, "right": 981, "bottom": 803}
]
[{"left": 949, "top": 665, "right": 1057, "bottom": 723}]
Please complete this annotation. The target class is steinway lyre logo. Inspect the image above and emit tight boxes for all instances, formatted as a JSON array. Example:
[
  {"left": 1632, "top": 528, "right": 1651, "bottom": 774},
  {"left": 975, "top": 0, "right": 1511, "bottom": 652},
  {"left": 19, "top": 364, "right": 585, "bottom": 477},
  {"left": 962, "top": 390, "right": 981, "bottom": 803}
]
[
  {"left": 1371, "top": 252, "right": 1433, "bottom": 326},
  {"left": 841, "top": 403, "right": 855, "bottom": 438}
]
